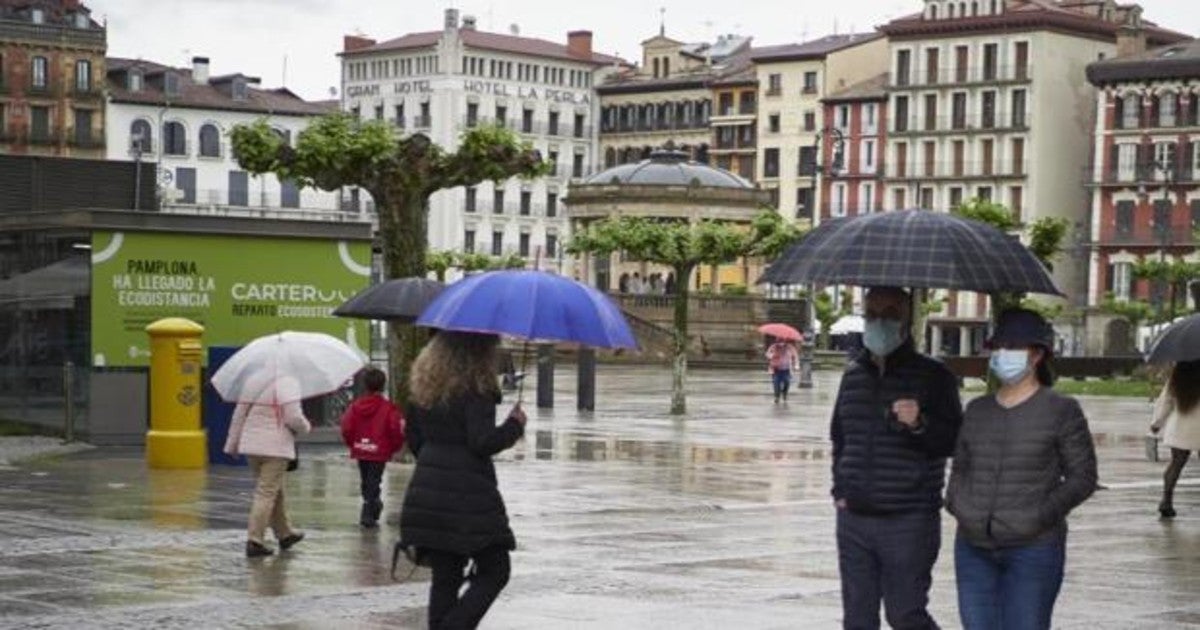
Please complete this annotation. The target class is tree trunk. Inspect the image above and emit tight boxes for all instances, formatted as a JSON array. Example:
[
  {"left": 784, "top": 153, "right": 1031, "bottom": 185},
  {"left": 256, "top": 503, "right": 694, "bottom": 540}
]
[
  {"left": 378, "top": 187, "right": 430, "bottom": 406},
  {"left": 671, "top": 265, "right": 692, "bottom": 415}
]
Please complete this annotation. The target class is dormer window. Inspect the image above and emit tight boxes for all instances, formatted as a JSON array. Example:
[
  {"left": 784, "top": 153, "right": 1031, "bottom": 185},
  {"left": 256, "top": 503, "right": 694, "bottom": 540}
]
[
  {"left": 128, "top": 70, "right": 143, "bottom": 92},
  {"left": 164, "top": 72, "right": 180, "bottom": 97},
  {"left": 30, "top": 8, "right": 44, "bottom": 24},
  {"left": 232, "top": 78, "right": 248, "bottom": 101},
  {"left": 75, "top": 12, "right": 89, "bottom": 28}
]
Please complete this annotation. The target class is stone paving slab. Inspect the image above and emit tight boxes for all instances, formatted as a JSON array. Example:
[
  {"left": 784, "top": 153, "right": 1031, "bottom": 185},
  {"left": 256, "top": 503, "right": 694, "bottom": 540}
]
[{"left": 0, "top": 367, "right": 1198, "bottom": 628}]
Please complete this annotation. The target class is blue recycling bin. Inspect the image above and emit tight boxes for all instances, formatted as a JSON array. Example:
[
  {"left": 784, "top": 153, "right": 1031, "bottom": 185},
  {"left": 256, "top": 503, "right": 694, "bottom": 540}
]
[{"left": 204, "top": 346, "right": 246, "bottom": 466}]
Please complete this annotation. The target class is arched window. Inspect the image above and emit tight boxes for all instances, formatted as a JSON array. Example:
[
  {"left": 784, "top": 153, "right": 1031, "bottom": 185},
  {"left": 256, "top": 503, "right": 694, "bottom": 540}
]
[
  {"left": 653, "top": 58, "right": 660, "bottom": 78},
  {"left": 662, "top": 57, "right": 670, "bottom": 77},
  {"left": 971, "top": 1, "right": 978, "bottom": 15},
  {"left": 198, "top": 123, "right": 220, "bottom": 157},
  {"left": 949, "top": 3, "right": 956, "bottom": 17},
  {"left": 929, "top": 4, "right": 939, "bottom": 19},
  {"left": 605, "top": 147, "right": 616, "bottom": 167},
  {"left": 130, "top": 119, "right": 152, "bottom": 153},
  {"left": 163, "top": 121, "right": 186, "bottom": 155}
]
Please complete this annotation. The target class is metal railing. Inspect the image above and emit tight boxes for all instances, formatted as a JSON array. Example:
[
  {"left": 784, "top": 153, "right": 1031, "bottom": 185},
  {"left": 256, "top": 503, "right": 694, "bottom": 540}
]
[
  {"left": 885, "top": 160, "right": 1029, "bottom": 179},
  {"left": 893, "top": 112, "right": 1031, "bottom": 134},
  {"left": 890, "top": 64, "right": 1032, "bottom": 88},
  {"left": 67, "top": 127, "right": 104, "bottom": 148}
]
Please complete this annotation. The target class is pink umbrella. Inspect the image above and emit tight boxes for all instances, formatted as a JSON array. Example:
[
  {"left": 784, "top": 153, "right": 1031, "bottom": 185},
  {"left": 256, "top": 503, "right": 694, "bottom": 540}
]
[{"left": 758, "top": 323, "right": 802, "bottom": 341}]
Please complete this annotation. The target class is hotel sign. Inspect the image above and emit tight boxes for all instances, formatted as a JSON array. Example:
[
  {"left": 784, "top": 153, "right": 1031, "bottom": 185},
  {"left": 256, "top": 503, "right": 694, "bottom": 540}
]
[
  {"left": 346, "top": 80, "right": 433, "bottom": 98},
  {"left": 463, "top": 81, "right": 591, "bottom": 105}
]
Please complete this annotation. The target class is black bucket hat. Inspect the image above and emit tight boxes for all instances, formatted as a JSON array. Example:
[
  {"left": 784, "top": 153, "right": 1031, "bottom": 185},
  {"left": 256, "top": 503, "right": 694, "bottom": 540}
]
[{"left": 987, "top": 308, "right": 1054, "bottom": 351}]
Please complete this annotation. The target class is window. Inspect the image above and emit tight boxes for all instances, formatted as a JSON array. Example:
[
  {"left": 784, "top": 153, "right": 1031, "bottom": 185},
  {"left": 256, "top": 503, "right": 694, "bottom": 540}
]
[
  {"left": 863, "top": 139, "right": 876, "bottom": 172},
  {"left": 465, "top": 187, "right": 477, "bottom": 213},
  {"left": 572, "top": 154, "right": 584, "bottom": 178},
  {"left": 491, "top": 231, "right": 504, "bottom": 256},
  {"left": 925, "top": 94, "right": 939, "bottom": 131},
  {"left": 31, "top": 56, "right": 47, "bottom": 89},
  {"left": 30, "top": 106, "right": 49, "bottom": 141},
  {"left": 920, "top": 187, "right": 934, "bottom": 209},
  {"left": 803, "top": 111, "right": 816, "bottom": 132},
  {"left": 1115, "top": 200, "right": 1135, "bottom": 239},
  {"left": 865, "top": 103, "right": 877, "bottom": 131},
  {"left": 519, "top": 233, "right": 531, "bottom": 257},
  {"left": 768, "top": 114, "right": 780, "bottom": 133},
  {"left": 493, "top": 188, "right": 505, "bottom": 214},
  {"left": 718, "top": 93, "right": 734, "bottom": 115},
  {"left": 798, "top": 146, "right": 817, "bottom": 175},
  {"left": 831, "top": 183, "right": 847, "bottom": 216},
  {"left": 1014, "top": 41, "right": 1029, "bottom": 80},
  {"left": 128, "top": 70, "right": 143, "bottom": 92},
  {"left": 951, "top": 92, "right": 966, "bottom": 129},
  {"left": 925, "top": 47, "right": 940, "bottom": 84},
  {"left": 976, "top": 186, "right": 993, "bottom": 201},
  {"left": 1121, "top": 94, "right": 1140, "bottom": 129},
  {"left": 1155, "top": 142, "right": 1177, "bottom": 175},
  {"left": 163, "top": 121, "right": 186, "bottom": 155},
  {"left": 198, "top": 123, "right": 220, "bottom": 157},
  {"left": 175, "top": 167, "right": 196, "bottom": 204},
  {"left": 495, "top": 105, "right": 507, "bottom": 128},
  {"left": 164, "top": 73, "right": 181, "bottom": 97},
  {"left": 796, "top": 188, "right": 812, "bottom": 218},
  {"left": 466, "top": 102, "right": 478, "bottom": 127},
  {"left": 520, "top": 190, "right": 532, "bottom": 215},
  {"left": 739, "top": 92, "right": 756, "bottom": 115},
  {"left": 1009, "top": 186, "right": 1023, "bottom": 221},
  {"left": 764, "top": 148, "right": 780, "bottom": 178},
  {"left": 981, "top": 91, "right": 996, "bottom": 128},
  {"left": 546, "top": 191, "right": 558, "bottom": 217},
  {"left": 464, "top": 230, "right": 476, "bottom": 254},
  {"left": 860, "top": 183, "right": 875, "bottom": 213},
  {"left": 982, "top": 43, "right": 998, "bottom": 80},
  {"left": 837, "top": 105, "right": 850, "bottom": 129},
  {"left": 130, "top": 119, "right": 152, "bottom": 153},
  {"left": 1111, "top": 262, "right": 1133, "bottom": 301},
  {"left": 375, "top": 104, "right": 384, "bottom": 121},
  {"left": 768, "top": 73, "right": 782, "bottom": 95},
  {"left": 548, "top": 150, "right": 559, "bottom": 176},
  {"left": 1191, "top": 199, "right": 1200, "bottom": 233},
  {"left": 546, "top": 233, "right": 558, "bottom": 258},
  {"left": 896, "top": 50, "right": 912, "bottom": 86},
  {"left": 1160, "top": 94, "right": 1177, "bottom": 127},
  {"left": 803, "top": 72, "right": 818, "bottom": 93},
  {"left": 574, "top": 113, "right": 586, "bottom": 138},
  {"left": 232, "top": 79, "right": 248, "bottom": 101},
  {"left": 949, "top": 186, "right": 964, "bottom": 209},
  {"left": 894, "top": 96, "right": 909, "bottom": 132},
  {"left": 548, "top": 111, "right": 560, "bottom": 135},
  {"left": 1117, "top": 144, "right": 1138, "bottom": 181},
  {"left": 228, "top": 171, "right": 249, "bottom": 206},
  {"left": 31, "top": 8, "right": 44, "bottom": 23},
  {"left": 1011, "top": 89, "right": 1027, "bottom": 128},
  {"left": 1153, "top": 199, "right": 1172, "bottom": 237},
  {"left": 395, "top": 103, "right": 406, "bottom": 127},
  {"left": 75, "top": 60, "right": 91, "bottom": 92},
  {"left": 280, "top": 179, "right": 300, "bottom": 208},
  {"left": 522, "top": 108, "right": 534, "bottom": 133}
]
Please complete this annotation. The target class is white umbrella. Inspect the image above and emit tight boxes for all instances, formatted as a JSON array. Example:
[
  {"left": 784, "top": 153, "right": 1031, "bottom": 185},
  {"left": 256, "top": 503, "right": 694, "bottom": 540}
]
[
  {"left": 831, "top": 315, "right": 865, "bottom": 335},
  {"left": 210, "top": 331, "right": 367, "bottom": 404}
]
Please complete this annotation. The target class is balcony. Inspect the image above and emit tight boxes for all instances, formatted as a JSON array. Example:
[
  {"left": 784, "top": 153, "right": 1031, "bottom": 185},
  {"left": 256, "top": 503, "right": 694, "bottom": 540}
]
[
  {"left": 67, "top": 126, "right": 104, "bottom": 149},
  {"left": 884, "top": 160, "right": 1029, "bottom": 180},
  {"left": 1100, "top": 221, "right": 1199, "bottom": 247},
  {"left": 162, "top": 190, "right": 354, "bottom": 222},
  {"left": 70, "top": 85, "right": 102, "bottom": 102},
  {"left": 1087, "top": 165, "right": 1200, "bottom": 187},
  {"left": 1114, "top": 111, "right": 1200, "bottom": 131},
  {"left": 889, "top": 64, "right": 1032, "bottom": 88},
  {"left": 891, "top": 113, "right": 1031, "bottom": 135},
  {"left": 0, "top": 19, "right": 105, "bottom": 48},
  {"left": 28, "top": 128, "right": 59, "bottom": 146},
  {"left": 765, "top": 87, "right": 783, "bottom": 97}
]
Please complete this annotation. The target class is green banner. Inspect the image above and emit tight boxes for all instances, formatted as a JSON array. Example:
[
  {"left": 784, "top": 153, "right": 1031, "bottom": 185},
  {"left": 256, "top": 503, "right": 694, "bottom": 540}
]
[{"left": 91, "top": 231, "right": 371, "bottom": 367}]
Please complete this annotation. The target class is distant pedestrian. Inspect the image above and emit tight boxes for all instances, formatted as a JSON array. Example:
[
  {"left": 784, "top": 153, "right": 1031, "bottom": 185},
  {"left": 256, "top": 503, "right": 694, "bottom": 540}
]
[
  {"left": 340, "top": 367, "right": 405, "bottom": 529},
  {"left": 946, "top": 308, "right": 1097, "bottom": 630},
  {"left": 401, "top": 332, "right": 527, "bottom": 630},
  {"left": 765, "top": 338, "right": 798, "bottom": 403},
  {"left": 1150, "top": 359, "right": 1200, "bottom": 518},
  {"left": 630, "top": 272, "right": 644, "bottom": 295},
  {"left": 830, "top": 286, "right": 963, "bottom": 629},
  {"left": 664, "top": 272, "right": 676, "bottom": 295},
  {"left": 223, "top": 375, "right": 311, "bottom": 558}
]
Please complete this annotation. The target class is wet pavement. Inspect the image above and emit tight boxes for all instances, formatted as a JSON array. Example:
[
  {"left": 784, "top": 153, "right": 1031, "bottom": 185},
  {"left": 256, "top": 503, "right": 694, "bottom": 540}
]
[{"left": 1, "top": 366, "right": 1198, "bottom": 629}]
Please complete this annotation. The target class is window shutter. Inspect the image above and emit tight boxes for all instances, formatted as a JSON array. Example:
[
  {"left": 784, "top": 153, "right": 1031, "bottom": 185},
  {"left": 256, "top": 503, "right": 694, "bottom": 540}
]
[
  {"left": 1108, "top": 143, "right": 1120, "bottom": 179},
  {"left": 1105, "top": 264, "right": 1115, "bottom": 294},
  {"left": 1113, "top": 96, "right": 1124, "bottom": 127}
]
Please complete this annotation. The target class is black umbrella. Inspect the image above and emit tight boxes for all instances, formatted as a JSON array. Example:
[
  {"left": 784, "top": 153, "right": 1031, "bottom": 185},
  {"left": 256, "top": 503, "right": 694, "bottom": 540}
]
[
  {"left": 333, "top": 278, "right": 445, "bottom": 322},
  {"left": 1146, "top": 314, "right": 1200, "bottom": 364},
  {"left": 761, "top": 209, "right": 1061, "bottom": 295}
]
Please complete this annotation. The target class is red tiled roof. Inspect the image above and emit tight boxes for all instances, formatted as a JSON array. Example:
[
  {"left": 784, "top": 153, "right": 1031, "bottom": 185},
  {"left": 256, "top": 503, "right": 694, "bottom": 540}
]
[
  {"left": 879, "top": 2, "right": 1189, "bottom": 46},
  {"left": 344, "top": 29, "right": 623, "bottom": 66},
  {"left": 105, "top": 57, "right": 332, "bottom": 117}
]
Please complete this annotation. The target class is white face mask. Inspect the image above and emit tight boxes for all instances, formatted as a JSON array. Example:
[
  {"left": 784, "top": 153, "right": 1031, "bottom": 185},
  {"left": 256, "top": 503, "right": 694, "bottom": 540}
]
[{"left": 989, "top": 348, "right": 1031, "bottom": 384}]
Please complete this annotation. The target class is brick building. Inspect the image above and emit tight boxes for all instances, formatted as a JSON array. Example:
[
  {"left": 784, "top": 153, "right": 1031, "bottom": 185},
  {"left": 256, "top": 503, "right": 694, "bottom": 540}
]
[{"left": 819, "top": 73, "right": 888, "bottom": 221}]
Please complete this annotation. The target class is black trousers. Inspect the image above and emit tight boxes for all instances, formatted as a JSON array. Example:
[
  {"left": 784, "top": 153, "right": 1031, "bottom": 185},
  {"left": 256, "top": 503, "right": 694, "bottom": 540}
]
[
  {"left": 426, "top": 547, "right": 511, "bottom": 630},
  {"left": 357, "top": 460, "right": 386, "bottom": 523},
  {"left": 836, "top": 508, "right": 942, "bottom": 630}
]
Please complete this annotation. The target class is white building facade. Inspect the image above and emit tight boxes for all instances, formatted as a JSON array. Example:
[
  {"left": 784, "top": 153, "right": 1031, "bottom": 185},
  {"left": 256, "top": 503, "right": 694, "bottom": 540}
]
[
  {"left": 339, "top": 9, "right": 621, "bottom": 272},
  {"left": 105, "top": 57, "right": 343, "bottom": 219}
]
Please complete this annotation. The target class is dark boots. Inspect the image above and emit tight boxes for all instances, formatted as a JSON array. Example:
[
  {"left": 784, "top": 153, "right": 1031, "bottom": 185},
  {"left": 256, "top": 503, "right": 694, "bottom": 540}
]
[{"left": 360, "top": 500, "right": 383, "bottom": 528}]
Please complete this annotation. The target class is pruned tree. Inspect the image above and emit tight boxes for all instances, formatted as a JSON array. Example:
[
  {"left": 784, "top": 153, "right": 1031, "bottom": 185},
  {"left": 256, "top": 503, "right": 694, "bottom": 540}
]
[
  {"left": 813, "top": 289, "right": 852, "bottom": 350},
  {"left": 426, "top": 250, "right": 527, "bottom": 282},
  {"left": 569, "top": 210, "right": 800, "bottom": 414},
  {"left": 231, "top": 117, "right": 548, "bottom": 401}
]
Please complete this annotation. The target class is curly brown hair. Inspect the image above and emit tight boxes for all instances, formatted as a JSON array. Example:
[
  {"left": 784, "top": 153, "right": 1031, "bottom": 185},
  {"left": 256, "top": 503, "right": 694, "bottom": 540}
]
[{"left": 409, "top": 331, "right": 501, "bottom": 408}]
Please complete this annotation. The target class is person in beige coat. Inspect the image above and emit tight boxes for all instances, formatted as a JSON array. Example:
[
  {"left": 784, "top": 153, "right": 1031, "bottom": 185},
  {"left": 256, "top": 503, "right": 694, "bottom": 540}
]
[
  {"left": 224, "top": 375, "right": 312, "bottom": 557},
  {"left": 1151, "top": 359, "right": 1200, "bottom": 518}
]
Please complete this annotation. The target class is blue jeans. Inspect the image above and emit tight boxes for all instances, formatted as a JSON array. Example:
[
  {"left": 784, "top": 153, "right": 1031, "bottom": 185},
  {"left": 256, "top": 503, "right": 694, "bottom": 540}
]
[
  {"left": 772, "top": 369, "right": 791, "bottom": 397},
  {"left": 955, "top": 532, "right": 1065, "bottom": 630}
]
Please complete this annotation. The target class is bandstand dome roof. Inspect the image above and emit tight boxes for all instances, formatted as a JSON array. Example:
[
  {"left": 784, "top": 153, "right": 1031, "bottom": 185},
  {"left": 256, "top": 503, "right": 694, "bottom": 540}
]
[{"left": 583, "top": 149, "right": 753, "bottom": 189}]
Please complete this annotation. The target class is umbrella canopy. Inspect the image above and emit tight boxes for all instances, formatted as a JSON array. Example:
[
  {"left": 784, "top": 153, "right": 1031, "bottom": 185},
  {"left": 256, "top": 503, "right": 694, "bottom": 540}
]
[
  {"left": 758, "top": 323, "right": 802, "bottom": 341},
  {"left": 333, "top": 277, "right": 445, "bottom": 322},
  {"left": 831, "top": 314, "right": 866, "bottom": 335},
  {"left": 210, "top": 331, "right": 367, "bottom": 404},
  {"left": 1147, "top": 314, "right": 1200, "bottom": 364},
  {"left": 761, "top": 209, "right": 1061, "bottom": 296},
  {"left": 416, "top": 270, "right": 638, "bottom": 349}
]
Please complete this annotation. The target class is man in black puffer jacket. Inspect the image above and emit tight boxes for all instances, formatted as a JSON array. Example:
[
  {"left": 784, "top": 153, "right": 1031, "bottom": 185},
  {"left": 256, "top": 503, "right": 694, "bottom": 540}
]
[{"left": 830, "top": 287, "right": 963, "bottom": 630}]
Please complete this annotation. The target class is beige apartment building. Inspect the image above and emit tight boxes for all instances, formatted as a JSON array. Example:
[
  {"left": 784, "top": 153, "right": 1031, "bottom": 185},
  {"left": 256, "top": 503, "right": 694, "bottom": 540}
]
[
  {"left": 598, "top": 32, "right": 751, "bottom": 167},
  {"left": 879, "top": 0, "right": 1186, "bottom": 355},
  {"left": 751, "top": 34, "right": 887, "bottom": 225}
]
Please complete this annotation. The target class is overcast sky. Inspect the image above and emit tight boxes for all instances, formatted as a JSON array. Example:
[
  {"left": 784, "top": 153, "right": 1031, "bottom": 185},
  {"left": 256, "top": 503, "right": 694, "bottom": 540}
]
[{"left": 88, "top": 0, "right": 1200, "bottom": 101}]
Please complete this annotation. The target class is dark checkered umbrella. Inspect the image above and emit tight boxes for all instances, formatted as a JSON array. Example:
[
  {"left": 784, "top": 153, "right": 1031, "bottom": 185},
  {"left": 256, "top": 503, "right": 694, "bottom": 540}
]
[
  {"left": 333, "top": 277, "right": 444, "bottom": 322},
  {"left": 760, "top": 209, "right": 1061, "bottom": 295},
  {"left": 1146, "top": 314, "right": 1200, "bottom": 364}
]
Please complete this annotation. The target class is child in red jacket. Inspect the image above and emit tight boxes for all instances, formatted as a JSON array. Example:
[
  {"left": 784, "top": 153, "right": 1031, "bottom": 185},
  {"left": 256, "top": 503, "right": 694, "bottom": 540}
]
[{"left": 340, "top": 367, "right": 405, "bottom": 528}]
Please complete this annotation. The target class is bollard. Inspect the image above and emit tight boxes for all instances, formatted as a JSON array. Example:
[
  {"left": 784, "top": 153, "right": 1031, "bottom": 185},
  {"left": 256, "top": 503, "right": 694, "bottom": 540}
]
[
  {"left": 62, "top": 361, "right": 74, "bottom": 443},
  {"left": 577, "top": 347, "right": 596, "bottom": 411},
  {"left": 536, "top": 344, "right": 554, "bottom": 409},
  {"left": 145, "top": 318, "right": 207, "bottom": 469},
  {"left": 797, "top": 341, "right": 814, "bottom": 389}
]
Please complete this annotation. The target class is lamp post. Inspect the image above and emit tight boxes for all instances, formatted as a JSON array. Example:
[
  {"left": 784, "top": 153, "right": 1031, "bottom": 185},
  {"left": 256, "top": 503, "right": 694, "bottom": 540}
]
[{"left": 1137, "top": 157, "right": 1175, "bottom": 327}]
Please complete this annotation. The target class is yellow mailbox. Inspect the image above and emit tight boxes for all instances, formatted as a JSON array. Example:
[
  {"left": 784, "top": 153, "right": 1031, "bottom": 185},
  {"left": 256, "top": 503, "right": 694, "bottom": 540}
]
[{"left": 145, "top": 318, "right": 207, "bottom": 469}]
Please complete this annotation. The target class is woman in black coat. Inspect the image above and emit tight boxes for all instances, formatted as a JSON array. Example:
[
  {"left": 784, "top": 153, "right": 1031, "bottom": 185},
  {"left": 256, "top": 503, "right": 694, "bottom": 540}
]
[{"left": 401, "top": 331, "right": 526, "bottom": 630}]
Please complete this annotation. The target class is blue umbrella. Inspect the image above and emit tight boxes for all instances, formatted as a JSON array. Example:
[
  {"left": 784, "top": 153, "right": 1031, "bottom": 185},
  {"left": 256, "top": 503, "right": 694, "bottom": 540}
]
[{"left": 416, "top": 270, "right": 638, "bottom": 349}]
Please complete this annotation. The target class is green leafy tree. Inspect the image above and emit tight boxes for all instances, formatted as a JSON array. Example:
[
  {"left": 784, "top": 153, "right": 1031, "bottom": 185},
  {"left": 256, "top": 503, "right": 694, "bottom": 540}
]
[
  {"left": 813, "top": 289, "right": 852, "bottom": 350},
  {"left": 426, "top": 250, "right": 457, "bottom": 282},
  {"left": 231, "top": 117, "right": 548, "bottom": 402},
  {"left": 569, "top": 210, "right": 801, "bottom": 414}
]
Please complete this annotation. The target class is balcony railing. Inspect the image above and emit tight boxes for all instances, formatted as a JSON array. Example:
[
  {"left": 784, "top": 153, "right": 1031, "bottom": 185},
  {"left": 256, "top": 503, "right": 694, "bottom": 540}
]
[
  {"left": 28, "top": 128, "right": 59, "bottom": 145},
  {"left": 890, "top": 64, "right": 1032, "bottom": 88},
  {"left": 601, "top": 118, "right": 709, "bottom": 134},
  {"left": 67, "top": 127, "right": 104, "bottom": 148},
  {"left": 892, "top": 113, "right": 1031, "bottom": 134},
  {"left": 885, "top": 160, "right": 1029, "bottom": 179},
  {"left": 1114, "top": 111, "right": 1200, "bottom": 131},
  {"left": 0, "top": 19, "right": 105, "bottom": 47},
  {"left": 1088, "top": 165, "right": 1200, "bottom": 185}
]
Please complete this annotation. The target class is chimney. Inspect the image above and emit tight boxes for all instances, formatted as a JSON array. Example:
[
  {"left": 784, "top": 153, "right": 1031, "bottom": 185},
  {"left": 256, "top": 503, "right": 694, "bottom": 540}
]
[
  {"left": 1116, "top": 23, "right": 1146, "bottom": 57},
  {"left": 343, "top": 35, "right": 377, "bottom": 53},
  {"left": 462, "top": 15, "right": 477, "bottom": 30},
  {"left": 568, "top": 30, "right": 593, "bottom": 58},
  {"left": 444, "top": 8, "right": 459, "bottom": 31},
  {"left": 191, "top": 56, "right": 209, "bottom": 84}
]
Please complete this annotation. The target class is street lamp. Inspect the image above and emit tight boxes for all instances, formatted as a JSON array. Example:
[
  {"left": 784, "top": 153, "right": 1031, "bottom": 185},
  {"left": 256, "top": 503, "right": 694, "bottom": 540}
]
[{"left": 1137, "top": 156, "right": 1176, "bottom": 326}]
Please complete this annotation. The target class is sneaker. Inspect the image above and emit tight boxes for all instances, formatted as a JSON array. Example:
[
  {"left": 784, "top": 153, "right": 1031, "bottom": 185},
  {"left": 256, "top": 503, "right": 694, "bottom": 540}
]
[
  {"left": 279, "top": 532, "right": 305, "bottom": 551},
  {"left": 246, "top": 541, "right": 274, "bottom": 558}
]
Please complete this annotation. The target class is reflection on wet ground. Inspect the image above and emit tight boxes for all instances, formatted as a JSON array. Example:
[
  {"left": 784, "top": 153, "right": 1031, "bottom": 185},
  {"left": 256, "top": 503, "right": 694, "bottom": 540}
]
[{"left": 0, "top": 367, "right": 1197, "bottom": 629}]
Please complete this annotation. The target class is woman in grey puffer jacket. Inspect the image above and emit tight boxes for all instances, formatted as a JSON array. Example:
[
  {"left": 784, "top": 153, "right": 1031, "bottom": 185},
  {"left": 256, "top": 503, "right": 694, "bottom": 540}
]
[{"left": 945, "top": 309, "right": 1098, "bottom": 630}]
